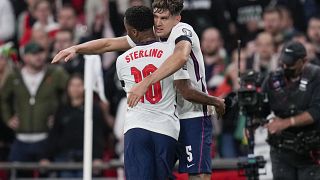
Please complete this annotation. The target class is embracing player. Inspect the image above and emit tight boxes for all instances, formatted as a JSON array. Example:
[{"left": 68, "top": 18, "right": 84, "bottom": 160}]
[
  {"left": 52, "top": 1, "right": 225, "bottom": 179},
  {"left": 127, "top": 1, "right": 225, "bottom": 179},
  {"left": 117, "top": 6, "right": 179, "bottom": 179}
]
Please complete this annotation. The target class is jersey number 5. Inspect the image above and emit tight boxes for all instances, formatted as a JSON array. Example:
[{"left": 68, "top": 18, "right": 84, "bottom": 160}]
[{"left": 131, "top": 64, "right": 162, "bottom": 104}]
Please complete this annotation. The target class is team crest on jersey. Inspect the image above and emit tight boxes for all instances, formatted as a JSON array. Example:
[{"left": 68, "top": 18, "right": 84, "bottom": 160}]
[
  {"left": 182, "top": 64, "right": 187, "bottom": 70},
  {"left": 182, "top": 28, "right": 192, "bottom": 37}
]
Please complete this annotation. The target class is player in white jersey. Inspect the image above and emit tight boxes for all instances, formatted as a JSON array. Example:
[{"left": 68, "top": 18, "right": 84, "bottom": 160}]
[
  {"left": 51, "top": 1, "right": 225, "bottom": 179},
  {"left": 127, "top": 1, "right": 225, "bottom": 179},
  {"left": 116, "top": 6, "right": 179, "bottom": 179},
  {"left": 117, "top": 43, "right": 179, "bottom": 139}
]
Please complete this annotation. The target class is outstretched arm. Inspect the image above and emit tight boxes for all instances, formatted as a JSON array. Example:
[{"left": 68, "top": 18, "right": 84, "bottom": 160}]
[
  {"left": 52, "top": 36, "right": 131, "bottom": 63},
  {"left": 127, "top": 40, "right": 191, "bottom": 107}
]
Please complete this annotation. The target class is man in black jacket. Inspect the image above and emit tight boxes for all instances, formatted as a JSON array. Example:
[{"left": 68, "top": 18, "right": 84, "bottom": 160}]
[{"left": 263, "top": 41, "right": 320, "bottom": 180}]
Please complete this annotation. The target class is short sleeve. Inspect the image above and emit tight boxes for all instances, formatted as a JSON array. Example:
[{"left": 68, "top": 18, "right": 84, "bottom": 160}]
[
  {"left": 126, "top": 35, "right": 136, "bottom": 47},
  {"left": 169, "top": 23, "right": 194, "bottom": 45},
  {"left": 173, "top": 64, "right": 190, "bottom": 80}
]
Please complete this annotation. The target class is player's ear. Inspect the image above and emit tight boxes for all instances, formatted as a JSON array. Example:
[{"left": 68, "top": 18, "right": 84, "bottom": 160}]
[
  {"left": 132, "top": 29, "right": 138, "bottom": 37},
  {"left": 176, "top": 15, "right": 181, "bottom": 22}
]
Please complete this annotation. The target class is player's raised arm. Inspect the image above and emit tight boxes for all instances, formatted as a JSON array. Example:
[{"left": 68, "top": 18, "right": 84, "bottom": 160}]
[
  {"left": 149, "top": 39, "right": 191, "bottom": 83},
  {"left": 127, "top": 39, "right": 191, "bottom": 107},
  {"left": 51, "top": 36, "right": 131, "bottom": 63}
]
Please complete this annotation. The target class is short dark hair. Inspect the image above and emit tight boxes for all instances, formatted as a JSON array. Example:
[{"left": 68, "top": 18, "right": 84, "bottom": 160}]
[
  {"left": 56, "top": 29, "right": 74, "bottom": 41},
  {"left": 278, "top": 6, "right": 292, "bottom": 19},
  {"left": 263, "top": 6, "right": 282, "bottom": 18},
  {"left": 34, "top": 0, "right": 51, "bottom": 11},
  {"left": 59, "top": 4, "right": 77, "bottom": 16},
  {"left": 309, "top": 14, "right": 320, "bottom": 22},
  {"left": 152, "top": 0, "right": 184, "bottom": 15},
  {"left": 124, "top": 6, "right": 154, "bottom": 32}
]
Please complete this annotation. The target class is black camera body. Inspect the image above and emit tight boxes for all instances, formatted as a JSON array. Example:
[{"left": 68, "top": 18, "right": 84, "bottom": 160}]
[{"left": 238, "top": 70, "right": 270, "bottom": 125}]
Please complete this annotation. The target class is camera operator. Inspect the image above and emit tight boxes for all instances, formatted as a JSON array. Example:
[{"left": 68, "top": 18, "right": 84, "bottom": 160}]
[{"left": 263, "top": 41, "right": 320, "bottom": 180}]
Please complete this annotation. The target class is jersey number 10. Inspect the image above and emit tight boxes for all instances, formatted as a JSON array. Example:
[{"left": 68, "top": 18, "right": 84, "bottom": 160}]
[{"left": 131, "top": 64, "right": 162, "bottom": 104}]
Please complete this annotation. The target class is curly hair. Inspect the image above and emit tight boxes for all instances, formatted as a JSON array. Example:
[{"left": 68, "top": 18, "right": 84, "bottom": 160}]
[
  {"left": 152, "top": 0, "right": 184, "bottom": 15},
  {"left": 124, "top": 6, "right": 154, "bottom": 32}
]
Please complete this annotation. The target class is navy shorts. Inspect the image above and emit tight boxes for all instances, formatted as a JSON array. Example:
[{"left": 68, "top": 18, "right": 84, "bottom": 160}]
[
  {"left": 178, "top": 116, "right": 213, "bottom": 174},
  {"left": 124, "top": 128, "right": 177, "bottom": 180}
]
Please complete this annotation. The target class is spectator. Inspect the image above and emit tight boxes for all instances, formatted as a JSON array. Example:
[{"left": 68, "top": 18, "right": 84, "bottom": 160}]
[
  {"left": 292, "top": 33, "right": 320, "bottom": 66},
  {"left": 32, "top": 0, "right": 59, "bottom": 38},
  {"left": 307, "top": 16, "right": 320, "bottom": 60},
  {"left": 0, "top": 0, "right": 15, "bottom": 42},
  {"left": 52, "top": 30, "right": 84, "bottom": 74},
  {"left": 275, "top": 0, "right": 306, "bottom": 31},
  {"left": 85, "top": 0, "right": 105, "bottom": 33},
  {"left": 0, "top": 42, "right": 68, "bottom": 177},
  {"left": 84, "top": 0, "right": 117, "bottom": 71},
  {"left": 263, "top": 7, "right": 283, "bottom": 45},
  {"left": 224, "top": 49, "right": 248, "bottom": 93},
  {"left": 18, "top": 0, "right": 38, "bottom": 47},
  {"left": 292, "top": 32, "right": 308, "bottom": 44},
  {"left": 304, "top": 42, "right": 319, "bottom": 65},
  {"left": 61, "top": 0, "right": 86, "bottom": 24},
  {"left": 201, "top": 27, "right": 228, "bottom": 95},
  {"left": 58, "top": 5, "right": 86, "bottom": 43},
  {"left": 19, "top": 0, "right": 58, "bottom": 47},
  {"left": 279, "top": 6, "right": 299, "bottom": 41},
  {"left": 40, "top": 74, "right": 105, "bottom": 178},
  {"left": 31, "top": 27, "right": 51, "bottom": 53},
  {"left": 246, "top": 32, "right": 278, "bottom": 77},
  {"left": 213, "top": 48, "right": 248, "bottom": 98}
]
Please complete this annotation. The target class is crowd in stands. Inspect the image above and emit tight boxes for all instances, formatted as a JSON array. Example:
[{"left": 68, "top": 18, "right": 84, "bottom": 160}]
[{"left": 1, "top": 0, "right": 320, "bottom": 178}]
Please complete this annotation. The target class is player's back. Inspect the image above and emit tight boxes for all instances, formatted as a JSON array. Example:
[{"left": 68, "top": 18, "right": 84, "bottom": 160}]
[{"left": 116, "top": 41, "right": 179, "bottom": 139}]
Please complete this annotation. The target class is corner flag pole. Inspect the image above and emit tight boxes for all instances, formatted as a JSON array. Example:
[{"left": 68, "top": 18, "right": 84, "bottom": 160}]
[
  {"left": 84, "top": 55, "right": 107, "bottom": 180},
  {"left": 84, "top": 55, "right": 94, "bottom": 180}
]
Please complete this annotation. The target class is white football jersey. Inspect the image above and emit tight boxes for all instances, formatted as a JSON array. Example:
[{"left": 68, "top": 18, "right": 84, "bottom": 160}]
[
  {"left": 116, "top": 41, "right": 180, "bottom": 140},
  {"left": 126, "top": 22, "right": 212, "bottom": 119},
  {"left": 167, "top": 22, "right": 210, "bottom": 119}
]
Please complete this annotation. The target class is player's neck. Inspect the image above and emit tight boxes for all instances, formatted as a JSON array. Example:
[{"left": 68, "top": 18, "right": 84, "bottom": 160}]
[{"left": 138, "top": 31, "right": 157, "bottom": 44}]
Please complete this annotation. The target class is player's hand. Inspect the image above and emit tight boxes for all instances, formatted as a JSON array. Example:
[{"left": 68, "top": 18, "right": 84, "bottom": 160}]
[
  {"left": 51, "top": 46, "right": 77, "bottom": 63},
  {"left": 8, "top": 115, "right": 19, "bottom": 130},
  {"left": 264, "top": 117, "right": 290, "bottom": 134},
  {"left": 214, "top": 97, "right": 225, "bottom": 119},
  {"left": 127, "top": 80, "right": 149, "bottom": 108}
]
